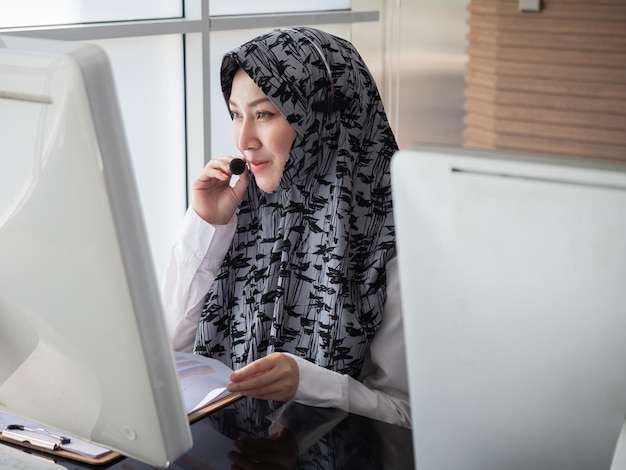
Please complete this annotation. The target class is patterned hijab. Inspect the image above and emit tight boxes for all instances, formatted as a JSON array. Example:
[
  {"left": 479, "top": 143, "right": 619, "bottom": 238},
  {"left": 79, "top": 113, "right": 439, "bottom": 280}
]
[{"left": 194, "top": 27, "right": 398, "bottom": 379}]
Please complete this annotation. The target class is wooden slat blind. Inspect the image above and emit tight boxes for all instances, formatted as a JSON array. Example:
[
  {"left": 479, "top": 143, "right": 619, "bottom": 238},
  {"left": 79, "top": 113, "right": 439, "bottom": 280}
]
[{"left": 463, "top": 0, "right": 626, "bottom": 161}]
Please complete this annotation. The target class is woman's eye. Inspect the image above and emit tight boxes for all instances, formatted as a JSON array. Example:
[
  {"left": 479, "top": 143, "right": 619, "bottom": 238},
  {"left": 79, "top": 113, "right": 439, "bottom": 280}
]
[
  {"left": 230, "top": 111, "right": 241, "bottom": 120},
  {"left": 257, "top": 111, "right": 273, "bottom": 119}
]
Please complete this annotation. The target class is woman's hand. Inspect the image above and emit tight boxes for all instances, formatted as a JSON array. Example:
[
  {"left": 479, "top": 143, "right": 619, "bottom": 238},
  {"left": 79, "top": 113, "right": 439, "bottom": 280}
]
[
  {"left": 227, "top": 352, "right": 299, "bottom": 402},
  {"left": 191, "top": 157, "right": 249, "bottom": 225}
]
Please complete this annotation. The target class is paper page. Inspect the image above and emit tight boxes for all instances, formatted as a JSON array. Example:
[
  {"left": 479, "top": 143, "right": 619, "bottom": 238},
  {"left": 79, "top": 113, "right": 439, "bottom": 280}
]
[{"left": 175, "top": 352, "right": 234, "bottom": 413}]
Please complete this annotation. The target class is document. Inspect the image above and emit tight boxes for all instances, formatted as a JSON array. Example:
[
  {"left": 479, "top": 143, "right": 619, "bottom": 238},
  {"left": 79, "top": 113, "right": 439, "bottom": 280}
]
[{"left": 175, "top": 352, "right": 236, "bottom": 414}]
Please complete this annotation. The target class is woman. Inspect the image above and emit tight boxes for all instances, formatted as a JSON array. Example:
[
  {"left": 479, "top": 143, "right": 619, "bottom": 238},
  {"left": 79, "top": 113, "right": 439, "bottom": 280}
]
[{"left": 163, "top": 27, "right": 410, "bottom": 427}]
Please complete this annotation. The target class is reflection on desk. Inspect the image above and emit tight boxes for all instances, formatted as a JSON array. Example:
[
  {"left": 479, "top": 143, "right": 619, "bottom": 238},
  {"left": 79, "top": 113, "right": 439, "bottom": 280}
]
[{"left": 23, "top": 397, "right": 414, "bottom": 469}]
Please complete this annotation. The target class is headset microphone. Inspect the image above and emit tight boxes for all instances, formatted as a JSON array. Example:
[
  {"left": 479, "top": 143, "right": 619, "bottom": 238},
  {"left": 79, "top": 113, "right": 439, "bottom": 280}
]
[{"left": 229, "top": 158, "right": 246, "bottom": 175}]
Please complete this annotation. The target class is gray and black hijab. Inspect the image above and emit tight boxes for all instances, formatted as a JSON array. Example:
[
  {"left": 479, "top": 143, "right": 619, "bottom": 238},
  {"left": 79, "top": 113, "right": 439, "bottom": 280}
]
[{"left": 194, "top": 27, "right": 398, "bottom": 379}]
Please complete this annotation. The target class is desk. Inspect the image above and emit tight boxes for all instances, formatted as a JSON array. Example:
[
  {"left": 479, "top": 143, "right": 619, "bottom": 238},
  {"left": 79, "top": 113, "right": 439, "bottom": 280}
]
[{"left": 7, "top": 398, "right": 414, "bottom": 469}]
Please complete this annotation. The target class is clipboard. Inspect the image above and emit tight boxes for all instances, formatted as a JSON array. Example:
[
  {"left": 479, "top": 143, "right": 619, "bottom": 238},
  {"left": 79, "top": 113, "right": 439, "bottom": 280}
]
[
  {"left": 0, "top": 393, "right": 243, "bottom": 466},
  {"left": 0, "top": 430, "right": 121, "bottom": 466},
  {"left": 187, "top": 391, "right": 243, "bottom": 424}
]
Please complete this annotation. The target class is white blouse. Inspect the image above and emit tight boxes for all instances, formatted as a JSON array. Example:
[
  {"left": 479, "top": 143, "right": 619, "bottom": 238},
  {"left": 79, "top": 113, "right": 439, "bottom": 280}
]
[{"left": 162, "top": 208, "right": 411, "bottom": 428}]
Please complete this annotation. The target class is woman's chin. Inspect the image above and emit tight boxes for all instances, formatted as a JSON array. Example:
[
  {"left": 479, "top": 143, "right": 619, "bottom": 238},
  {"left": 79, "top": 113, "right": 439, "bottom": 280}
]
[{"left": 255, "top": 178, "right": 281, "bottom": 193}]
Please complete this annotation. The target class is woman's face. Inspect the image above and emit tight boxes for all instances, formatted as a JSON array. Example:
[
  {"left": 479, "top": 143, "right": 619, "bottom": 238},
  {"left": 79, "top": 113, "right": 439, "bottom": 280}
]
[{"left": 229, "top": 68, "right": 296, "bottom": 193}]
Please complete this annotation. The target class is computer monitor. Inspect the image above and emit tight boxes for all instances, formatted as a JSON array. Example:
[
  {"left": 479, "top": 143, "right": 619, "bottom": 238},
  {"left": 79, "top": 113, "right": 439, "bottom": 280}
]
[
  {"left": 0, "top": 35, "right": 192, "bottom": 466},
  {"left": 392, "top": 145, "right": 626, "bottom": 470}
]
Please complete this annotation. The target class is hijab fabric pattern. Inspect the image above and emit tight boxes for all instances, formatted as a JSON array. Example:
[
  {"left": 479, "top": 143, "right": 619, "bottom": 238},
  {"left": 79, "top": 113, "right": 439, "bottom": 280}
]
[{"left": 194, "top": 27, "right": 398, "bottom": 378}]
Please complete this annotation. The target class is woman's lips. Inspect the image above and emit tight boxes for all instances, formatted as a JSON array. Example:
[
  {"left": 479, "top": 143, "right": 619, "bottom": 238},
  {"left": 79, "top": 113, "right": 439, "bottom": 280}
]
[{"left": 248, "top": 160, "right": 268, "bottom": 172}]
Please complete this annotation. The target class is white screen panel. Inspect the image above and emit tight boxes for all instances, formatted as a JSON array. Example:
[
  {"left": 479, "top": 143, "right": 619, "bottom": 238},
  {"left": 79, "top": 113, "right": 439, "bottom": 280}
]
[
  {"left": 0, "top": 34, "right": 192, "bottom": 466},
  {"left": 393, "top": 145, "right": 626, "bottom": 470}
]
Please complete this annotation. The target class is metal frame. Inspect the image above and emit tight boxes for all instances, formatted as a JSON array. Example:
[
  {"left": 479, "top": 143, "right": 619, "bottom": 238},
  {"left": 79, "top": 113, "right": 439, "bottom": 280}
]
[{"left": 0, "top": 11, "right": 378, "bottom": 40}]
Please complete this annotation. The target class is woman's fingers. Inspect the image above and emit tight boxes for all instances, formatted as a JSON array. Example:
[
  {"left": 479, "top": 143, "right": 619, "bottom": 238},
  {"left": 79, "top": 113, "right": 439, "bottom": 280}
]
[
  {"left": 228, "top": 353, "right": 299, "bottom": 402},
  {"left": 191, "top": 157, "right": 249, "bottom": 224}
]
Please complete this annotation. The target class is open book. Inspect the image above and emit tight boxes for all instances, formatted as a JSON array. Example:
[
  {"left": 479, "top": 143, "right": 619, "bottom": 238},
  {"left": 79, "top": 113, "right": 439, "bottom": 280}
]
[{"left": 0, "top": 352, "right": 241, "bottom": 464}]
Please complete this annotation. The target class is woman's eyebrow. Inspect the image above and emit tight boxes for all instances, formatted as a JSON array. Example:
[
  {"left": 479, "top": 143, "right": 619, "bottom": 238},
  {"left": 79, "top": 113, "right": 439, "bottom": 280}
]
[{"left": 228, "top": 97, "right": 271, "bottom": 108}]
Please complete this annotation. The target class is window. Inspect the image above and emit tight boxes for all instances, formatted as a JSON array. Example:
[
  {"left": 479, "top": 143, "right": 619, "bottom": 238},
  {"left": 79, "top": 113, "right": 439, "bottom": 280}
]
[{"left": 0, "top": 1, "right": 386, "bottom": 281}]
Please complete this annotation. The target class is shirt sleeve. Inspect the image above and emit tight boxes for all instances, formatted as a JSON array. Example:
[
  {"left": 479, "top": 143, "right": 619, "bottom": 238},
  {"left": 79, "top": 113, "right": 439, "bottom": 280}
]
[
  {"left": 289, "top": 257, "right": 411, "bottom": 428},
  {"left": 161, "top": 208, "right": 236, "bottom": 353}
]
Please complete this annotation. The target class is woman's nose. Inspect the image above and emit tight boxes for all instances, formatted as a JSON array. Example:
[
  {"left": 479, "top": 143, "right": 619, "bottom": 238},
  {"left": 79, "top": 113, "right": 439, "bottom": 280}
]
[{"left": 237, "top": 118, "right": 260, "bottom": 151}]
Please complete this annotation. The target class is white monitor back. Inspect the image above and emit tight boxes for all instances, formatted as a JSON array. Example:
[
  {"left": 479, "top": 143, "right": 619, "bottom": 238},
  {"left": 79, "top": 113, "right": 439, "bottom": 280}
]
[
  {"left": 0, "top": 35, "right": 192, "bottom": 466},
  {"left": 392, "top": 145, "right": 626, "bottom": 470}
]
